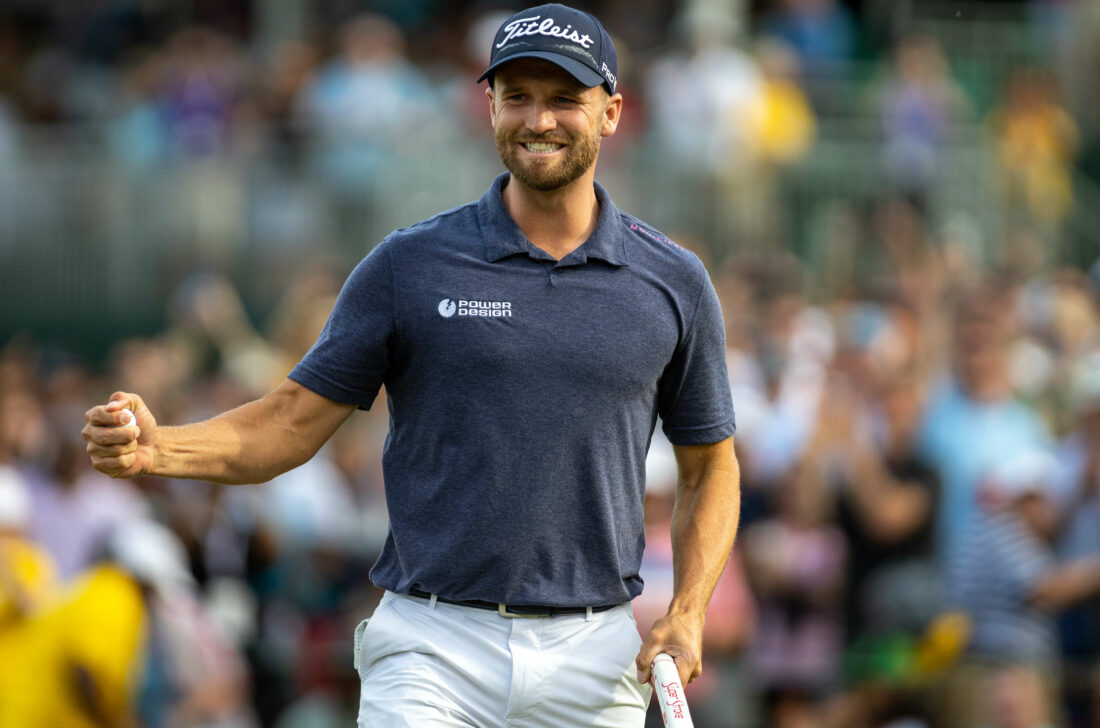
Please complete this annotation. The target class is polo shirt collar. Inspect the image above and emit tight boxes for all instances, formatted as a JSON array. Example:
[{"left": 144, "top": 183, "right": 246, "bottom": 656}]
[{"left": 478, "top": 173, "right": 629, "bottom": 266}]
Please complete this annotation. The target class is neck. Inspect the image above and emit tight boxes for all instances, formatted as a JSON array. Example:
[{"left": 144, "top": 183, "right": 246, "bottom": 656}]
[{"left": 501, "top": 171, "right": 600, "bottom": 260}]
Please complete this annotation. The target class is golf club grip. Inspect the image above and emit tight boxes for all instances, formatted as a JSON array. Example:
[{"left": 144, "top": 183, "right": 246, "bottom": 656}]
[{"left": 651, "top": 653, "right": 694, "bottom": 727}]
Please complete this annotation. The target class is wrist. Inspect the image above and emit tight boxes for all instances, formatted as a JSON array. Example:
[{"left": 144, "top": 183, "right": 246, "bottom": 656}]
[
  {"left": 664, "top": 600, "right": 707, "bottom": 627},
  {"left": 143, "top": 427, "right": 167, "bottom": 477}
]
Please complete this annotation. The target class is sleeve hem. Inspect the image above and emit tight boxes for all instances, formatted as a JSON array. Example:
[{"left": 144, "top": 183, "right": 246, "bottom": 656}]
[
  {"left": 288, "top": 369, "right": 379, "bottom": 410},
  {"left": 664, "top": 419, "right": 736, "bottom": 447}
]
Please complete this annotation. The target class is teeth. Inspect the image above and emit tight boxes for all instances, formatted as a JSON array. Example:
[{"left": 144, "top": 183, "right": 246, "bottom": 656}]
[{"left": 523, "top": 143, "right": 561, "bottom": 153}]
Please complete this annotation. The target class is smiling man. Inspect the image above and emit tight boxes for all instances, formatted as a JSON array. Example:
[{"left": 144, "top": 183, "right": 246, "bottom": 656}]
[{"left": 83, "top": 4, "right": 741, "bottom": 726}]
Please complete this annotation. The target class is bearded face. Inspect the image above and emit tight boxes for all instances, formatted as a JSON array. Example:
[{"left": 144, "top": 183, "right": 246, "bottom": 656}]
[
  {"left": 494, "top": 122, "right": 601, "bottom": 192},
  {"left": 488, "top": 59, "right": 617, "bottom": 193}
]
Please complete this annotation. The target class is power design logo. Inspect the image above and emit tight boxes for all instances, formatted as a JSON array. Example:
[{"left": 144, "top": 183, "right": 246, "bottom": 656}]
[{"left": 438, "top": 299, "right": 513, "bottom": 318}]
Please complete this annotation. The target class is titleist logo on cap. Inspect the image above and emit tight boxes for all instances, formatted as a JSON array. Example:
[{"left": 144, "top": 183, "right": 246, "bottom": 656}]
[{"left": 496, "top": 15, "right": 595, "bottom": 50}]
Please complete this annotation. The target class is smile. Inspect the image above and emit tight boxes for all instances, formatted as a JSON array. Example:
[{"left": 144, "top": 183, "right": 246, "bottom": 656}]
[{"left": 521, "top": 142, "right": 564, "bottom": 154}]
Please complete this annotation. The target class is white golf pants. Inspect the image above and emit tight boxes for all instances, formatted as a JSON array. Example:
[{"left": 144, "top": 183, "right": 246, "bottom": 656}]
[{"left": 354, "top": 591, "right": 650, "bottom": 727}]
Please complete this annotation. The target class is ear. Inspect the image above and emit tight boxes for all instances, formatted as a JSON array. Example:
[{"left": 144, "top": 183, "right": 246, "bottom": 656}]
[
  {"left": 486, "top": 85, "right": 498, "bottom": 128},
  {"left": 600, "top": 92, "right": 623, "bottom": 138}
]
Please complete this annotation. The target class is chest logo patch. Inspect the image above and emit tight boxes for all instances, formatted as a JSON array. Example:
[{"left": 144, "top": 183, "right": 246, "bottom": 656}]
[{"left": 438, "top": 298, "right": 513, "bottom": 318}]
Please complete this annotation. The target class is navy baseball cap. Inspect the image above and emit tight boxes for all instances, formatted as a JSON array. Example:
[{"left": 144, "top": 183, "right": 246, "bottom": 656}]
[{"left": 478, "top": 3, "right": 618, "bottom": 95}]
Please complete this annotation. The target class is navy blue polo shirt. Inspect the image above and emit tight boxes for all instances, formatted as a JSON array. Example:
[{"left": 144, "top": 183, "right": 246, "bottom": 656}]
[{"left": 289, "top": 174, "right": 735, "bottom": 607}]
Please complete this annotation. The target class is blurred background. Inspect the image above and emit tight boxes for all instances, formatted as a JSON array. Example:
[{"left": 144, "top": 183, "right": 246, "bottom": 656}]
[{"left": 1, "top": 0, "right": 1100, "bottom": 726}]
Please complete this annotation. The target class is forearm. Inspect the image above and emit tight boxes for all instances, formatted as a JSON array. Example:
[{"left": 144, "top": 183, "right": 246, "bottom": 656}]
[
  {"left": 635, "top": 438, "right": 742, "bottom": 684},
  {"left": 839, "top": 441, "right": 932, "bottom": 542},
  {"left": 145, "top": 380, "right": 354, "bottom": 485},
  {"left": 1030, "top": 556, "right": 1100, "bottom": 611},
  {"left": 668, "top": 439, "right": 742, "bottom": 621},
  {"left": 149, "top": 404, "right": 307, "bottom": 484}
]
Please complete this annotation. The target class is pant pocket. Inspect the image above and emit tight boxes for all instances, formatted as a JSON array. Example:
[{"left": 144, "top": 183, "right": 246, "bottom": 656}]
[{"left": 353, "top": 618, "right": 371, "bottom": 673}]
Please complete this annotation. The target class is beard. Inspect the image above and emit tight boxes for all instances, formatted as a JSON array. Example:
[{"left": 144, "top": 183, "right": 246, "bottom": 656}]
[{"left": 495, "top": 127, "right": 600, "bottom": 192}]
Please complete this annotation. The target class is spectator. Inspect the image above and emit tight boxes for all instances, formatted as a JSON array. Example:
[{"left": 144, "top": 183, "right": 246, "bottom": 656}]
[
  {"left": 728, "top": 266, "right": 832, "bottom": 504},
  {"left": 832, "top": 375, "right": 939, "bottom": 637},
  {"left": 918, "top": 284, "right": 1052, "bottom": 563},
  {"left": 295, "top": 14, "right": 440, "bottom": 202},
  {"left": 743, "top": 443, "right": 848, "bottom": 723},
  {"left": 874, "top": 33, "right": 969, "bottom": 217},
  {"left": 989, "top": 66, "right": 1080, "bottom": 238},
  {"left": 943, "top": 449, "right": 1100, "bottom": 728},
  {"left": 256, "top": 39, "right": 321, "bottom": 149},
  {"left": 1051, "top": 352, "right": 1100, "bottom": 726},
  {"left": 643, "top": 3, "right": 763, "bottom": 259},
  {"left": 738, "top": 37, "right": 817, "bottom": 248},
  {"left": 156, "top": 26, "right": 257, "bottom": 160},
  {"left": 163, "top": 271, "right": 288, "bottom": 399},
  {"left": 0, "top": 464, "right": 59, "bottom": 698},
  {"left": 750, "top": 37, "right": 816, "bottom": 168},
  {"left": 107, "top": 51, "right": 169, "bottom": 171},
  {"left": 759, "top": 0, "right": 857, "bottom": 77},
  {"left": 0, "top": 518, "right": 254, "bottom": 728}
]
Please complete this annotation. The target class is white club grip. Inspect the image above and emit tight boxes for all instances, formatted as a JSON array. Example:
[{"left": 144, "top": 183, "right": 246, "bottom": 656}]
[{"left": 651, "top": 653, "right": 694, "bottom": 727}]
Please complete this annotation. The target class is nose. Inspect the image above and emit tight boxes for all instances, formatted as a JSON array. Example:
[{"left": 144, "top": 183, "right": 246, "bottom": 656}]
[{"left": 526, "top": 102, "right": 557, "bottom": 134}]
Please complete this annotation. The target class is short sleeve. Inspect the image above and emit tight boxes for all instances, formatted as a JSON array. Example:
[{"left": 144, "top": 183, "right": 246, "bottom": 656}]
[
  {"left": 658, "top": 272, "right": 736, "bottom": 445},
  {"left": 288, "top": 241, "right": 396, "bottom": 409}
]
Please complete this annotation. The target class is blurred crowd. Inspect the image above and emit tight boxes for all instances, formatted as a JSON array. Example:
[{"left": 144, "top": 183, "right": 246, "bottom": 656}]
[
  {"left": 3, "top": 0, "right": 1100, "bottom": 727},
  {"left": 0, "top": 0, "right": 1098, "bottom": 263}
]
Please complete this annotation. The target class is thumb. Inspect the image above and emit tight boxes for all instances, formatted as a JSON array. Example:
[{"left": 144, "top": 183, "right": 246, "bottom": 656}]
[{"left": 104, "top": 393, "right": 151, "bottom": 432}]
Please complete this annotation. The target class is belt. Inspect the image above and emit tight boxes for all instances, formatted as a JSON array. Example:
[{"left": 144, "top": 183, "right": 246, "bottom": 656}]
[{"left": 407, "top": 589, "right": 619, "bottom": 618}]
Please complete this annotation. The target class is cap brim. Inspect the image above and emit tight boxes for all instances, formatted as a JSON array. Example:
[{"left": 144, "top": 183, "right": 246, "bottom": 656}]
[{"left": 478, "top": 51, "right": 606, "bottom": 90}]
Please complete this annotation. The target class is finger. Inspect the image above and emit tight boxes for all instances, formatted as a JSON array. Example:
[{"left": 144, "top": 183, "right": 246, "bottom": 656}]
[
  {"left": 82, "top": 420, "right": 140, "bottom": 447},
  {"left": 663, "top": 647, "right": 700, "bottom": 684},
  {"left": 85, "top": 405, "right": 117, "bottom": 427},
  {"left": 85, "top": 405, "right": 135, "bottom": 428},
  {"left": 91, "top": 452, "right": 138, "bottom": 478},
  {"left": 86, "top": 439, "right": 138, "bottom": 458},
  {"left": 106, "top": 392, "right": 131, "bottom": 410},
  {"left": 87, "top": 395, "right": 145, "bottom": 431},
  {"left": 635, "top": 642, "right": 661, "bottom": 685},
  {"left": 104, "top": 392, "right": 143, "bottom": 420},
  {"left": 644, "top": 643, "right": 699, "bottom": 685},
  {"left": 683, "top": 655, "right": 701, "bottom": 684},
  {"left": 109, "top": 393, "right": 151, "bottom": 433}
]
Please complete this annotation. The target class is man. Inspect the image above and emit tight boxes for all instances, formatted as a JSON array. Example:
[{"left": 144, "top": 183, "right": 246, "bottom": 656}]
[
  {"left": 918, "top": 285, "right": 1051, "bottom": 563},
  {"left": 940, "top": 450, "right": 1100, "bottom": 728},
  {"left": 84, "top": 4, "right": 742, "bottom": 725}
]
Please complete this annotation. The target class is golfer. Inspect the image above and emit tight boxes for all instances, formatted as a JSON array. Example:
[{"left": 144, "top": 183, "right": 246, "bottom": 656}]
[{"left": 84, "top": 4, "right": 742, "bottom": 725}]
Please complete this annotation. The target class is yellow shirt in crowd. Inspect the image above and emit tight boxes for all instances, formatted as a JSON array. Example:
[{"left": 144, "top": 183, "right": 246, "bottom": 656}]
[{"left": 0, "top": 564, "right": 148, "bottom": 728}]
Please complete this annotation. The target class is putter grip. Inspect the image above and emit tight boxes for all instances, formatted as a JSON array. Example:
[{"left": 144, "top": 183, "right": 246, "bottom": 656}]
[{"left": 652, "top": 653, "right": 693, "bottom": 727}]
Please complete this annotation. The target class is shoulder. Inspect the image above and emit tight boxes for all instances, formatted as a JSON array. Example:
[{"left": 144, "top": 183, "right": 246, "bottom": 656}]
[
  {"left": 617, "top": 211, "right": 709, "bottom": 281},
  {"left": 383, "top": 200, "right": 481, "bottom": 251},
  {"left": 345, "top": 201, "right": 481, "bottom": 278}
]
